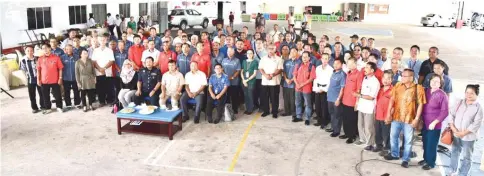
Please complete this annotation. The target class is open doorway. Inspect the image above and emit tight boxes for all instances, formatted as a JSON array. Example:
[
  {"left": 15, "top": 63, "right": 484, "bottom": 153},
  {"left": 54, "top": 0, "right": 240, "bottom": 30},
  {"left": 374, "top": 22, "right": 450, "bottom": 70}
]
[{"left": 347, "top": 3, "right": 365, "bottom": 21}]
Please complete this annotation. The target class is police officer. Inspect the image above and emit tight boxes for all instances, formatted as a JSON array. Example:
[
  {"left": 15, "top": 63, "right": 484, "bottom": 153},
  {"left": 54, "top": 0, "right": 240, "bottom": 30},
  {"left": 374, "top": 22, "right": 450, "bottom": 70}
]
[{"left": 134, "top": 56, "right": 162, "bottom": 106}]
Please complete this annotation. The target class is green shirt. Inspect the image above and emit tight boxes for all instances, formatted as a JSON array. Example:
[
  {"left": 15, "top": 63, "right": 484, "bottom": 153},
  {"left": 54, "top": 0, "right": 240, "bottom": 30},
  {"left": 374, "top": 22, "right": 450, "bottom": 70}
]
[
  {"left": 242, "top": 59, "right": 259, "bottom": 86},
  {"left": 127, "top": 21, "right": 137, "bottom": 31}
]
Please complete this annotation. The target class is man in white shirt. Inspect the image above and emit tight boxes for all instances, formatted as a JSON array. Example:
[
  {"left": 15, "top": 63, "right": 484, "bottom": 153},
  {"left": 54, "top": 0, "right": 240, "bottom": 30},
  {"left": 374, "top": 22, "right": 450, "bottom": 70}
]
[
  {"left": 355, "top": 62, "right": 380, "bottom": 151},
  {"left": 180, "top": 61, "right": 207, "bottom": 123},
  {"left": 115, "top": 14, "right": 123, "bottom": 38},
  {"left": 268, "top": 24, "right": 281, "bottom": 44},
  {"left": 91, "top": 34, "right": 115, "bottom": 106},
  {"left": 258, "top": 43, "right": 283, "bottom": 118},
  {"left": 126, "top": 28, "right": 135, "bottom": 42},
  {"left": 107, "top": 13, "right": 116, "bottom": 37},
  {"left": 382, "top": 47, "right": 405, "bottom": 71},
  {"left": 172, "top": 29, "right": 184, "bottom": 46},
  {"left": 141, "top": 40, "right": 160, "bottom": 67},
  {"left": 160, "top": 60, "right": 184, "bottom": 110},
  {"left": 313, "top": 53, "right": 334, "bottom": 128}
]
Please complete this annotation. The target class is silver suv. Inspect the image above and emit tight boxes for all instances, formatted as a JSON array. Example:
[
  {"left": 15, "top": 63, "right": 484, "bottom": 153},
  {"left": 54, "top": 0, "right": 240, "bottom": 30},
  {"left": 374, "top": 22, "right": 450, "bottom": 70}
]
[{"left": 168, "top": 9, "right": 209, "bottom": 30}]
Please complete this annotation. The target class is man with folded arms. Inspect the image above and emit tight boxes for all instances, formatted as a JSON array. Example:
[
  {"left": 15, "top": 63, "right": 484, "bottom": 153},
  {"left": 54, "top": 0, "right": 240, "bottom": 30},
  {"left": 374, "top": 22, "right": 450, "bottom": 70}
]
[{"left": 180, "top": 62, "right": 207, "bottom": 123}]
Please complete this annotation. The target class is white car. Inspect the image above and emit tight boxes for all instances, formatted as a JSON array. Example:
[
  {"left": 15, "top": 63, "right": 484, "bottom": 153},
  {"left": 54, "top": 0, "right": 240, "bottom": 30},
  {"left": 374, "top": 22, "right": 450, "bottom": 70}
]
[
  {"left": 421, "top": 14, "right": 456, "bottom": 27},
  {"left": 168, "top": 9, "right": 209, "bottom": 30}
]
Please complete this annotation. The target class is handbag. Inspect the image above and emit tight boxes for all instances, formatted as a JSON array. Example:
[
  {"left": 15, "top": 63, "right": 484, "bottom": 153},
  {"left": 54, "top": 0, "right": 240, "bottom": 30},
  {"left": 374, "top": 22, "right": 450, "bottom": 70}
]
[{"left": 440, "top": 100, "right": 463, "bottom": 145}]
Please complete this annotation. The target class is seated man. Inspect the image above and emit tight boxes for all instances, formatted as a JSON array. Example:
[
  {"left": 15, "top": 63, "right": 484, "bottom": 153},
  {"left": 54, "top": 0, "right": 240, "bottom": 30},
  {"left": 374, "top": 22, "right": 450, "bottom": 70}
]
[
  {"left": 159, "top": 60, "right": 184, "bottom": 110},
  {"left": 180, "top": 61, "right": 207, "bottom": 123},
  {"left": 134, "top": 56, "right": 161, "bottom": 106},
  {"left": 206, "top": 64, "right": 230, "bottom": 124}
]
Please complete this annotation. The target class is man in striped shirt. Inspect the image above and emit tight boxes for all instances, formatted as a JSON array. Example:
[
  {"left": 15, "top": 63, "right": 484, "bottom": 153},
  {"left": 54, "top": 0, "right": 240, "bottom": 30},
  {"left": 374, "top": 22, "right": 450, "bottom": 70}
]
[{"left": 20, "top": 46, "right": 45, "bottom": 113}]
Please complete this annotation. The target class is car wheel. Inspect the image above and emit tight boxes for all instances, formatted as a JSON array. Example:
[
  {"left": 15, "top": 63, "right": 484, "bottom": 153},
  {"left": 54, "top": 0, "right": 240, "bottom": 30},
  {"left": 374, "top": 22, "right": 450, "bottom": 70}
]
[
  {"left": 433, "top": 22, "right": 438, "bottom": 27},
  {"left": 202, "top": 20, "right": 208, "bottom": 29},
  {"left": 450, "top": 23, "right": 456, "bottom": 27},
  {"left": 423, "top": 24, "right": 428, "bottom": 27},
  {"left": 180, "top": 21, "right": 187, "bottom": 30}
]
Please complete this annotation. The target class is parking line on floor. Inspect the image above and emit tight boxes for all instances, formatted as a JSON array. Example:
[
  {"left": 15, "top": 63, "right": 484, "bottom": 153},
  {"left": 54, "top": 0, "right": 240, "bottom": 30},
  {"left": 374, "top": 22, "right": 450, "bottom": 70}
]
[
  {"left": 148, "top": 122, "right": 192, "bottom": 165},
  {"left": 228, "top": 113, "right": 261, "bottom": 172},
  {"left": 147, "top": 163, "right": 262, "bottom": 176}
]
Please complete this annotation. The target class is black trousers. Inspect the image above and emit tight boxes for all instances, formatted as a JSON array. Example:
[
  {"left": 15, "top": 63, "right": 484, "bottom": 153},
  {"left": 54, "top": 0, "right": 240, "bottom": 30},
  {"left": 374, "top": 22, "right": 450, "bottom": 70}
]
[
  {"left": 134, "top": 91, "right": 160, "bottom": 106},
  {"left": 41, "top": 84, "right": 62, "bottom": 109},
  {"left": 260, "top": 85, "right": 280, "bottom": 115},
  {"left": 314, "top": 92, "right": 330, "bottom": 126},
  {"left": 96, "top": 76, "right": 114, "bottom": 104},
  {"left": 63, "top": 80, "right": 81, "bottom": 106},
  {"left": 108, "top": 25, "right": 116, "bottom": 36},
  {"left": 253, "top": 79, "right": 261, "bottom": 109},
  {"left": 342, "top": 104, "right": 358, "bottom": 139},
  {"left": 206, "top": 93, "right": 227, "bottom": 122},
  {"left": 115, "top": 26, "right": 122, "bottom": 38},
  {"left": 113, "top": 77, "right": 122, "bottom": 104},
  {"left": 28, "top": 83, "right": 45, "bottom": 110},
  {"left": 227, "top": 85, "right": 240, "bottom": 113},
  {"left": 375, "top": 120, "right": 391, "bottom": 149},
  {"left": 80, "top": 89, "right": 96, "bottom": 106},
  {"left": 282, "top": 87, "right": 296, "bottom": 117}
]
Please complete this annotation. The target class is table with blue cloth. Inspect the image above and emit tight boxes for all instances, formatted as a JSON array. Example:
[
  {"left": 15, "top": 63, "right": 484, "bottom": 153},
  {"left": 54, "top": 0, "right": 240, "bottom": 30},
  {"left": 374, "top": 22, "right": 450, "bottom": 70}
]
[{"left": 116, "top": 108, "right": 183, "bottom": 140}]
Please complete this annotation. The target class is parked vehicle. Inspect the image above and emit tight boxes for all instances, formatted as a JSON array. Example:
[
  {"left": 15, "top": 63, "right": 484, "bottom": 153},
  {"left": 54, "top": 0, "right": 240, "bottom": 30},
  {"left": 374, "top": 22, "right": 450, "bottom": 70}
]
[
  {"left": 421, "top": 14, "right": 456, "bottom": 27},
  {"left": 168, "top": 9, "right": 209, "bottom": 30},
  {"left": 470, "top": 12, "right": 484, "bottom": 30}
]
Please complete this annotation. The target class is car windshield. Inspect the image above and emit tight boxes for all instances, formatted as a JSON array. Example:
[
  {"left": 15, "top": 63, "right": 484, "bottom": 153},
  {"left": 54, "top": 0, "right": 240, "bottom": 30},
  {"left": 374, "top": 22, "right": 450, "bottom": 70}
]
[
  {"left": 170, "top": 10, "right": 184, "bottom": 16},
  {"left": 426, "top": 14, "right": 435, "bottom": 17}
]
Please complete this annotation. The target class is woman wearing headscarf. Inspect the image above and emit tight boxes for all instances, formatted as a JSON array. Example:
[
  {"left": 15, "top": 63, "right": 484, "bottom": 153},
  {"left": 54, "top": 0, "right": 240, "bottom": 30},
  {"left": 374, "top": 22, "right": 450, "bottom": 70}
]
[
  {"left": 419, "top": 74, "right": 449, "bottom": 170},
  {"left": 448, "top": 84, "right": 483, "bottom": 176},
  {"left": 75, "top": 49, "right": 97, "bottom": 112},
  {"left": 117, "top": 60, "right": 138, "bottom": 108}
]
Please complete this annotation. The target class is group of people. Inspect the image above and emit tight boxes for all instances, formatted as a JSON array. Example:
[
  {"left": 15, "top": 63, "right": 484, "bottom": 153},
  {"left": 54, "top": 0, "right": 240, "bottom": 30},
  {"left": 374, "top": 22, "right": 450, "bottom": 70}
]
[{"left": 21, "top": 20, "right": 482, "bottom": 176}]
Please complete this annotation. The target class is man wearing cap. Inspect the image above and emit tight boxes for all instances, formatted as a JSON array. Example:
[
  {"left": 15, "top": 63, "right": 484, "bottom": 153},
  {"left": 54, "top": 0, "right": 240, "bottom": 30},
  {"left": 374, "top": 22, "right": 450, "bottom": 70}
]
[
  {"left": 158, "top": 41, "right": 177, "bottom": 74},
  {"left": 349, "top": 34, "right": 361, "bottom": 52}
]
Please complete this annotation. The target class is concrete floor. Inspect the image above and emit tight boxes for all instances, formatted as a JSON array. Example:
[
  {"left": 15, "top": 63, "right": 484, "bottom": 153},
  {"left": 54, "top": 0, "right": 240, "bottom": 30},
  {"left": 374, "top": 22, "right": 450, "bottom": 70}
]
[{"left": 2, "top": 21, "right": 484, "bottom": 176}]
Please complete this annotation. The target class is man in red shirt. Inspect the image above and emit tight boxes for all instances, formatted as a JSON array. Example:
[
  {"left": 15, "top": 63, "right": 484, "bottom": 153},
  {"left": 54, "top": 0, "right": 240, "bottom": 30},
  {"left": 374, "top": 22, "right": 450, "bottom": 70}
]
[
  {"left": 158, "top": 41, "right": 177, "bottom": 74},
  {"left": 191, "top": 42, "right": 211, "bottom": 78},
  {"left": 128, "top": 35, "right": 145, "bottom": 70},
  {"left": 37, "top": 43, "right": 65, "bottom": 114},
  {"left": 340, "top": 57, "right": 363, "bottom": 143},
  {"left": 293, "top": 51, "right": 316, "bottom": 125},
  {"left": 200, "top": 32, "right": 212, "bottom": 55},
  {"left": 240, "top": 32, "right": 252, "bottom": 51},
  {"left": 374, "top": 70, "right": 393, "bottom": 153}
]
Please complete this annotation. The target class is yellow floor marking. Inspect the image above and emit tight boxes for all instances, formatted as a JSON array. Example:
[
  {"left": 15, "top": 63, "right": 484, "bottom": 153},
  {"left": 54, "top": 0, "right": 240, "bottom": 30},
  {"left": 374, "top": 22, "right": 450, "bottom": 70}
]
[{"left": 228, "top": 113, "right": 261, "bottom": 172}]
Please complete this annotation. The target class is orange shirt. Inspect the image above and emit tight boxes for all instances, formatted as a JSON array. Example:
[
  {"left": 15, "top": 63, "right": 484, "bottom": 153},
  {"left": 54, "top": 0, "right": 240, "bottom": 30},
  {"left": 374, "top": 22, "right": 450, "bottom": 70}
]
[
  {"left": 158, "top": 50, "right": 177, "bottom": 74},
  {"left": 37, "top": 54, "right": 64, "bottom": 84},
  {"left": 191, "top": 53, "right": 211, "bottom": 78},
  {"left": 128, "top": 45, "right": 145, "bottom": 69},
  {"left": 390, "top": 82, "right": 426, "bottom": 123},
  {"left": 342, "top": 69, "right": 363, "bottom": 107},
  {"left": 293, "top": 62, "right": 316, "bottom": 93}
]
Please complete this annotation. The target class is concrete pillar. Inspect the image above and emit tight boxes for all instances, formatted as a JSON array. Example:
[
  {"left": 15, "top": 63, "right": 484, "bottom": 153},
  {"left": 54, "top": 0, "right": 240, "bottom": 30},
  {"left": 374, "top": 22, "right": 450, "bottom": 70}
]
[{"left": 158, "top": 1, "right": 168, "bottom": 33}]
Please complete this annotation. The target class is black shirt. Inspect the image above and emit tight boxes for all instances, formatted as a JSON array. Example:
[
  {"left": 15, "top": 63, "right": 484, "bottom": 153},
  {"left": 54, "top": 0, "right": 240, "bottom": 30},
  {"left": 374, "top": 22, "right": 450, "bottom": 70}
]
[
  {"left": 122, "top": 72, "right": 138, "bottom": 90},
  {"left": 138, "top": 68, "right": 162, "bottom": 93},
  {"left": 418, "top": 58, "right": 449, "bottom": 78}
]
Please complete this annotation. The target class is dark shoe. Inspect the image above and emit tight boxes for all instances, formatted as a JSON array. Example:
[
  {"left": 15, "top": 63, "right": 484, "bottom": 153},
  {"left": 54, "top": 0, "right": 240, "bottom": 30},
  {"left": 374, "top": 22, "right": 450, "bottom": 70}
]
[
  {"left": 261, "top": 112, "right": 270, "bottom": 117},
  {"left": 99, "top": 103, "right": 106, "bottom": 107},
  {"left": 281, "top": 113, "right": 291, "bottom": 116},
  {"left": 346, "top": 138, "right": 356, "bottom": 144},
  {"left": 83, "top": 106, "right": 88, "bottom": 112},
  {"left": 182, "top": 117, "right": 189, "bottom": 122},
  {"left": 272, "top": 114, "right": 278, "bottom": 118},
  {"left": 372, "top": 146, "right": 383, "bottom": 152},
  {"left": 379, "top": 150, "right": 389, "bottom": 157},
  {"left": 339, "top": 135, "right": 348, "bottom": 139},
  {"left": 401, "top": 161, "right": 409, "bottom": 168},
  {"left": 384, "top": 154, "right": 399, "bottom": 161},
  {"left": 325, "top": 129, "right": 334, "bottom": 133},
  {"left": 313, "top": 122, "right": 322, "bottom": 126},
  {"left": 418, "top": 160, "right": 426, "bottom": 166},
  {"left": 258, "top": 109, "right": 264, "bottom": 113},
  {"left": 330, "top": 133, "right": 340, "bottom": 137},
  {"left": 364, "top": 145, "right": 374, "bottom": 151},
  {"left": 234, "top": 110, "right": 238, "bottom": 114},
  {"left": 194, "top": 119, "right": 200, "bottom": 124},
  {"left": 90, "top": 105, "right": 96, "bottom": 111},
  {"left": 245, "top": 111, "right": 253, "bottom": 115},
  {"left": 422, "top": 164, "right": 433, "bottom": 170},
  {"left": 207, "top": 118, "right": 213, "bottom": 123},
  {"left": 76, "top": 105, "right": 82, "bottom": 109},
  {"left": 214, "top": 120, "right": 220, "bottom": 124},
  {"left": 292, "top": 118, "right": 303, "bottom": 122},
  {"left": 32, "top": 109, "right": 41, "bottom": 113},
  {"left": 305, "top": 120, "right": 310, "bottom": 126}
]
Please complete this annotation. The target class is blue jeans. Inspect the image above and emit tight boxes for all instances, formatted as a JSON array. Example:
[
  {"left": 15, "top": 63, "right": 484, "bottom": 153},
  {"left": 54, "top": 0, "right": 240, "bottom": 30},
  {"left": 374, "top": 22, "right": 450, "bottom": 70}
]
[
  {"left": 243, "top": 85, "right": 254, "bottom": 112},
  {"left": 390, "top": 121, "right": 414, "bottom": 162},
  {"left": 449, "top": 137, "right": 475, "bottom": 176},
  {"left": 180, "top": 92, "right": 204, "bottom": 120},
  {"left": 295, "top": 92, "right": 312, "bottom": 120},
  {"left": 422, "top": 129, "right": 441, "bottom": 167}
]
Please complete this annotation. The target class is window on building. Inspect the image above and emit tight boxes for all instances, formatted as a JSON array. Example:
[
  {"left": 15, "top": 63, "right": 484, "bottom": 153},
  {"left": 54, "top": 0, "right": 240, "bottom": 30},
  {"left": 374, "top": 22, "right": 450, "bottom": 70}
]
[
  {"left": 139, "top": 3, "right": 148, "bottom": 16},
  {"left": 68, "top": 5, "right": 87, "bottom": 25},
  {"left": 119, "top": 3, "right": 131, "bottom": 17},
  {"left": 27, "top": 7, "right": 52, "bottom": 30}
]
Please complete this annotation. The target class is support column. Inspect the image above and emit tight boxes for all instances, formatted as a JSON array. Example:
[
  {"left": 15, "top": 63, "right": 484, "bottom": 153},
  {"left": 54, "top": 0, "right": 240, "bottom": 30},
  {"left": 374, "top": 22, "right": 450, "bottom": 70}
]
[{"left": 158, "top": 1, "right": 168, "bottom": 33}]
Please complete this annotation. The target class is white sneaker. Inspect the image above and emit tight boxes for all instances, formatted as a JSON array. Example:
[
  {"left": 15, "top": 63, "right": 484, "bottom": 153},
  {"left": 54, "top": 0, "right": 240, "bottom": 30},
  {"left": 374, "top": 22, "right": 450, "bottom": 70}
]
[
  {"left": 57, "top": 108, "right": 65, "bottom": 113},
  {"left": 160, "top": 105, "right": 167, "bottom": 109},
  {"left": 171, "top": 106, "right": 179, "bottom": 110}
]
